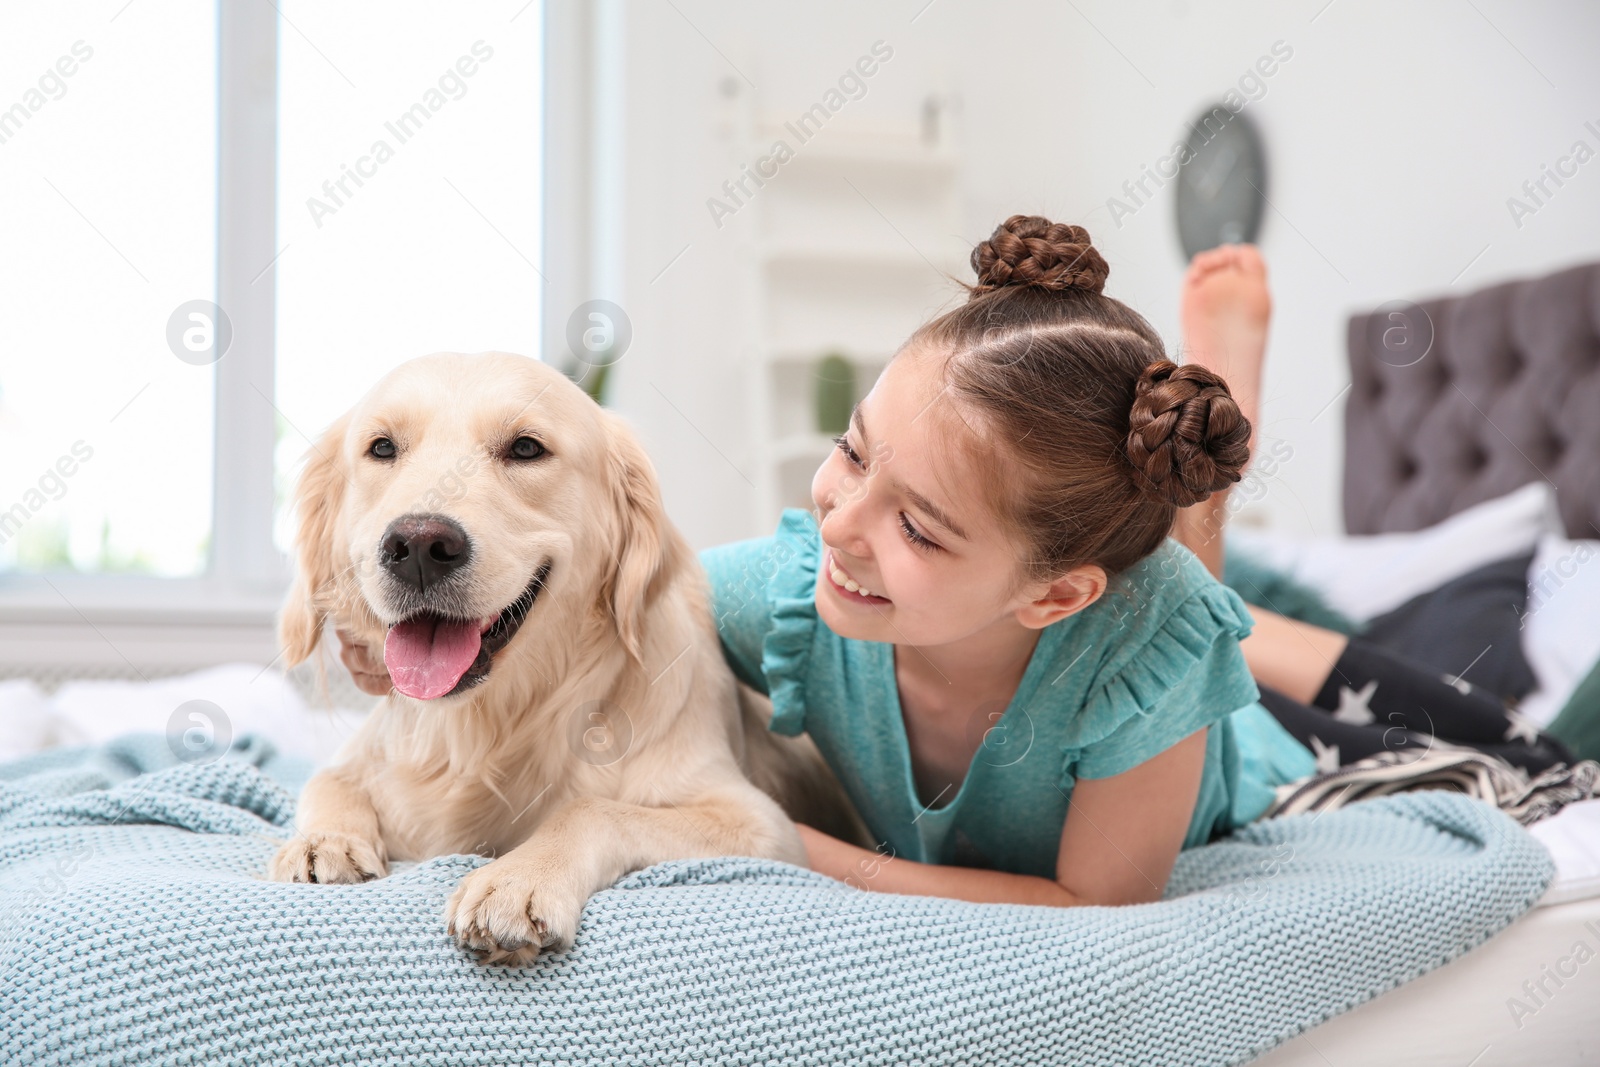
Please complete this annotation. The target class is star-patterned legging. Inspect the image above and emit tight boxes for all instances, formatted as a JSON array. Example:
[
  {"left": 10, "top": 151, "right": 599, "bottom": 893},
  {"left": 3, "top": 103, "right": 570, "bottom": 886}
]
[{"left": 1256, "top": 637, "right": 1577, "bottom": 776}]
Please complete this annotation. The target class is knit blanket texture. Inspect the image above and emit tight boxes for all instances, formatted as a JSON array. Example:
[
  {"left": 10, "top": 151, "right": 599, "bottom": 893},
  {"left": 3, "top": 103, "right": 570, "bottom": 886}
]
[{"left": 0, "top": 732, "right": 1556, "bottom": 1066}]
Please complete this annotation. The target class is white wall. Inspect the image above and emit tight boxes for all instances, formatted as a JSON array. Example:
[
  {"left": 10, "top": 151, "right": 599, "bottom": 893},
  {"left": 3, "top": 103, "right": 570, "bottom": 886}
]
[{"left": 588, "top": 0, "right": 1600, "bottom": 550}]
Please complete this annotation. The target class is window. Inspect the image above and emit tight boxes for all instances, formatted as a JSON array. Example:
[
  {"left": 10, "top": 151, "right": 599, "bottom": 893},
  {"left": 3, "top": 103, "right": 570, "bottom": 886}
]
[
  {"left": 273, "top": 2, "right": 543, "bottom": 554},
  {"left": 0, "top": 3, "right": 219, "bottom": 577},
  {"left": 0, "top": 1, "right": 543, "bottom": 616}
]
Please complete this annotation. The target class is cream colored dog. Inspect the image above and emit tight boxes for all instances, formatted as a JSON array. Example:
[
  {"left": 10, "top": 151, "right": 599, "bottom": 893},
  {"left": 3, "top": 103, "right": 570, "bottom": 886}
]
[{"left": 267, "top": 352, "right": 867, "bottom": 965}]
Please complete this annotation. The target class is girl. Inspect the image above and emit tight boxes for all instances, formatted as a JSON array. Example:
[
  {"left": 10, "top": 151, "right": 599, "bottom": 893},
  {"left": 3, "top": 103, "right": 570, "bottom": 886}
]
[
  {"left": 691, "top": 215, "right": 1309, "bottom": 907},
  {"left": 695, "top": 217, "right": 1572, "bottom": 905}
]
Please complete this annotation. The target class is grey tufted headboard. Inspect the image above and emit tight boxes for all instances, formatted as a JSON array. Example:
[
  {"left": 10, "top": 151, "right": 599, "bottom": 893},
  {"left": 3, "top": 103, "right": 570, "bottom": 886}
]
[{"left": 1343, "top": 260, "right": 1600, "bottom": 540}]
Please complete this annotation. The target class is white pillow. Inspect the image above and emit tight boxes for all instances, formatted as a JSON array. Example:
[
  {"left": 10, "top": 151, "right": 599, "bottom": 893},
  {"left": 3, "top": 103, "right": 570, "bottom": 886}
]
[
  {"left": 1513, "top": 532, "right": 1600, "bottom": 728},
  {"left": 1529, "top": 797, "right": 1600, "bottom": 906},
  {"left": 1229, "top": 482, "right": 1564, "bottom": 622},
  {"left": 49, "top": 663, "right": 368, "bottom": 768},
  {"left": 0, "top": 678, "right": 57, "bottom": 762}
]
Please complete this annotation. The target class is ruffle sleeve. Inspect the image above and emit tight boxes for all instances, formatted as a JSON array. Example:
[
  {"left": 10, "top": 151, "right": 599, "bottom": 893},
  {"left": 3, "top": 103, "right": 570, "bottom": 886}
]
[
  {"left": 699, "top": 531, "right": 790, "bottom": 695},
  {"left": 757, "top": 509, "right": 825, "bottom": 737},
  {"left": 1059, "top": 581, "right": 1261, "bottom": 789}
]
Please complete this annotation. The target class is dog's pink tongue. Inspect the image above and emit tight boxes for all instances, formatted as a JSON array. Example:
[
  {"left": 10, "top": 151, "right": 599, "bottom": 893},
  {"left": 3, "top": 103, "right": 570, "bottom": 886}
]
[{"left": 384, "top": 618, "right": 482, "bottom": 700}]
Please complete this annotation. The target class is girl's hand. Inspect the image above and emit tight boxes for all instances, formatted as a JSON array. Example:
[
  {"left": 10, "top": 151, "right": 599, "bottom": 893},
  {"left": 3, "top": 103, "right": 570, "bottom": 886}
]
[
  {"left": 792, "top": 823, "right": 827, "bottom": 869},
  {"left": 336, "top": 628, "right": 393, "bottom": 696},
  {"left": 794, "top": 823, "right": 885, "bottom": 888}
]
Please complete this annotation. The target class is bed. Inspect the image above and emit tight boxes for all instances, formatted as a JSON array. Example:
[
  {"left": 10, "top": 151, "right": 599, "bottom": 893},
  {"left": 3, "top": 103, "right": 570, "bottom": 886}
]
[
  {"left": 3, "top": 262, "right": 1600, "bottom": 1066},
  {"left": 1248, "top": 258, "right": 1600, "bottom": 1066}
]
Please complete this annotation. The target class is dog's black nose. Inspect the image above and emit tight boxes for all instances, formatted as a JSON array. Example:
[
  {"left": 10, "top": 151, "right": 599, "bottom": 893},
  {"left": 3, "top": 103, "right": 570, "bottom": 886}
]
[{"left": 380, "top": 514, "right": 471, "bottom": 591}]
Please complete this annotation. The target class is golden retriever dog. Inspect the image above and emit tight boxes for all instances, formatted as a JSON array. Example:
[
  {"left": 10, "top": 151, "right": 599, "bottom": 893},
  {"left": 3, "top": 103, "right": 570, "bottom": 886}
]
[{"left": 267, "top": 352, "right": 868, "bottom": 965}]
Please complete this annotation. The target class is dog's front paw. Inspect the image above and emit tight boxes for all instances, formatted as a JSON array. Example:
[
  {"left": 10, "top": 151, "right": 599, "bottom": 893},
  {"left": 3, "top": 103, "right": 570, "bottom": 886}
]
[
  {"left": 269, "top": 831, "right": 388, "bottom": 884},
  {"left": 445, "top": 860, "right": 585, "bottom": 965}
]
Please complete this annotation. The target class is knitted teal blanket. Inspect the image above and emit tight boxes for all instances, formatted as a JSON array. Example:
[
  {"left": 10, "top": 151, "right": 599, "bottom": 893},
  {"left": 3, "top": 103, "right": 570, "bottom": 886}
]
[{"left": 1, "top": 733, "right": 1555, "bottom": 1066}]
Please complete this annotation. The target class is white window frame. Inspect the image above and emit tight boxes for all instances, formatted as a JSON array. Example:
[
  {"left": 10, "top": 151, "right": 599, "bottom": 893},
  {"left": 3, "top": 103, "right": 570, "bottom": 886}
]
[{"left": 0, "top": 0, "right": 595, "bottom": 678}]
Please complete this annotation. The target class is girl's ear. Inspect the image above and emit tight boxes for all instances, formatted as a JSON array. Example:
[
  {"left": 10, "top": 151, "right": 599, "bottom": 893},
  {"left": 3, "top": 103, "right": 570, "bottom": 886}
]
[
  {"left": 1019, "top": 564, "right": 1107, "bottom": 630},
  {"left": 279, "top": 415, "right": 351, "bottom": 667},
  {"left": 599, "top": 411, "right": 685, "bottom": 665}
]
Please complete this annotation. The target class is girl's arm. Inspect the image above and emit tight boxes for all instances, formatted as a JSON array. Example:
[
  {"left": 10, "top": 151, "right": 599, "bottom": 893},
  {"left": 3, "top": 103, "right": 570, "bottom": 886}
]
[
  {"left": 795, "top": 825, "right": 1084, "bottom": 907},
  {"left": 796, "top": 727, "right": 1209, "bottom": 908},
  {"left": 1054, "top": 727, "right": 1209, "bottom": 906}
]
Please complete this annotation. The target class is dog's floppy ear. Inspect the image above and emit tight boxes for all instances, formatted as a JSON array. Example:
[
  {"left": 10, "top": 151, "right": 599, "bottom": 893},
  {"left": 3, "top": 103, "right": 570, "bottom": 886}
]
[
  {"left": 600, "top": 411, "right": 680, "bottom": 665},
  {"left": 279, "top": 415, "right": 351, "bottom": 667}
]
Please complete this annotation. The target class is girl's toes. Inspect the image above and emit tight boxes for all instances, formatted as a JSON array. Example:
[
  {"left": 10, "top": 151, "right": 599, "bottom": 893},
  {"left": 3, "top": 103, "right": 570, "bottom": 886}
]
[
  {"left": 1186, "top": 247, "right": 1233, "bottom": 278},
  {"left": 1233, "top": 244, "right": 1268, "bottom": 277}
]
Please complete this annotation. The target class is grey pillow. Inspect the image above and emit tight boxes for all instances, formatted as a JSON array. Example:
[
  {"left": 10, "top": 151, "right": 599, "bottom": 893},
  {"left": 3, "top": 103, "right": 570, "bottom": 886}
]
[{"left": 1359, "top": 552, "right": 1538, "bottom": 701}]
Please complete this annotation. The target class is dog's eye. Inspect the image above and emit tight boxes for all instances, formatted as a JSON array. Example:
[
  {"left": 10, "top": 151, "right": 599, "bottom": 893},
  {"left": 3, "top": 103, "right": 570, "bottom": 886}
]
[
  {"left": 508, "top": 436, "right": 546, "bottom": 461},
  {"left": 369, "top": 437, "right": 396, "bottom": 460}
]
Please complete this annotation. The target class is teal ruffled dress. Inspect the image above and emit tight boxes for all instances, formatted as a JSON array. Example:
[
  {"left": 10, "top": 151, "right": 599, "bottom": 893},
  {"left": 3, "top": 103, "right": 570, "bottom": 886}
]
[{"left": 700, "top": 508, "right": 1316, "bottom": 880}]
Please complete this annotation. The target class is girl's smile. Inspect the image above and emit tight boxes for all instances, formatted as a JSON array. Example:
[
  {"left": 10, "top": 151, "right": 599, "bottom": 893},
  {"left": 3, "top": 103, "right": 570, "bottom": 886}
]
[{"left": 823, "top": 548, "right": 891, "bottom": 604}]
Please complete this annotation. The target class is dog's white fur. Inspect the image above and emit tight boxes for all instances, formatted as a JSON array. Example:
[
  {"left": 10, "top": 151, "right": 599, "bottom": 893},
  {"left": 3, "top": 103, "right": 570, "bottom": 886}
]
[{"left": 267, "top": 352, "right": 868, "bottom": 964}]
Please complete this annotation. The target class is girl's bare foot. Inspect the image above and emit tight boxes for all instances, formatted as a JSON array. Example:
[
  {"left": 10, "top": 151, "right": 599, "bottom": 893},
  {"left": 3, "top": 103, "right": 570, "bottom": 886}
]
[{"left": 1178, "top": 243, "right": 1270, "bottom": 456}]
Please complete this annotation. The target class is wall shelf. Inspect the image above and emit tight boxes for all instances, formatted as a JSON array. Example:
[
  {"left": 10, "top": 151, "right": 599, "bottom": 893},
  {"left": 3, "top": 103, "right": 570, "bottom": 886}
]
[{"left": 721, "top": 91, "right": 964, "bottom": 527}]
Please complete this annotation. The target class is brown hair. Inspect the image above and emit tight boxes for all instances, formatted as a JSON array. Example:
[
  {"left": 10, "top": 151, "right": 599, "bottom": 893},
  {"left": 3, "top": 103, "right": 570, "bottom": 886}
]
[{"left": 907, "top": 214, "right": 1250, "bottom": 586}]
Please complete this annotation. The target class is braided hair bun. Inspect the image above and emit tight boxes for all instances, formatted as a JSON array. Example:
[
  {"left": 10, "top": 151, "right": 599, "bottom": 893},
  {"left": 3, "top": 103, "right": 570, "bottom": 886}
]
[
  {"left": 969, "top": 215, "right": 1110, "bottom": 296},
  {"left": 915, "top": 211, "right": 1254, "bottom": 580},
  {"left": 1126, "top": 360, "right": 1251, "bottom": 508}
]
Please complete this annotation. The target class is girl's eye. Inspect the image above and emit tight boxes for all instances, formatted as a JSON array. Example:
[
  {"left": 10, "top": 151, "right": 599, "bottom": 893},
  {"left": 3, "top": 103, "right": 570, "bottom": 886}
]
[
  {"left": 832, "top": 433, "right": 864, "bottom": 469},
  {"left": 369, "top": 437, "right": 396, "bottom": 460},
  {"left": 899, "top": 513, "right": 939, "bottom": 552},
  {"left": 508, "top": 435, "right": 546, "bottom": 461}
]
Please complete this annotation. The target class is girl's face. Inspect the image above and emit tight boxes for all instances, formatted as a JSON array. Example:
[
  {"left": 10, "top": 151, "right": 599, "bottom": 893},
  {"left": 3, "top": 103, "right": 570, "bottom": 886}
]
[{"left": 810, "top": 349, "right": 1102, "bottom": 647}]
